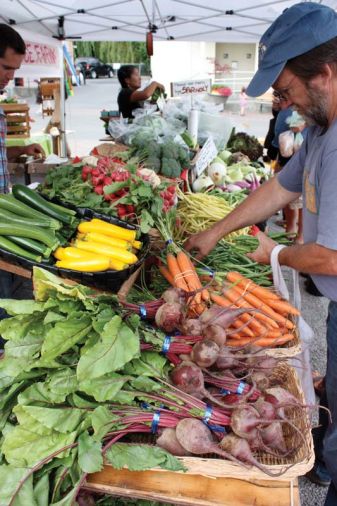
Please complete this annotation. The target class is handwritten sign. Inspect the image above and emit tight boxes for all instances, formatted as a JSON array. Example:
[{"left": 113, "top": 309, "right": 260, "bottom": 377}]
[
  {"left": 24, "top": 42, "right": 59, "bottom": 66},
  {"left": 171, "top": 79, "right": 211, "bottom": 97},
  {"left": 194, "top": 137, "right": 218, "bottom": 177}
]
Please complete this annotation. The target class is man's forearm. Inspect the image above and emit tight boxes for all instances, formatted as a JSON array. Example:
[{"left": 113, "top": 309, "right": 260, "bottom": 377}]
[
  {"left": 211, "top": 176, "right": 300, "bottom": 242},
  {"left": 7, "top": 146, "right": 25, "bottom": 161},
  {"left": 279, "top": 242, "right": 337, "bottom": 275}
]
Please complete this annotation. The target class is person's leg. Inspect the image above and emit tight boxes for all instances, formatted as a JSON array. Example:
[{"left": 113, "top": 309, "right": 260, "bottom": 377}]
[{"left": 323, "top": 301, "right": 337, "bottom": 504}]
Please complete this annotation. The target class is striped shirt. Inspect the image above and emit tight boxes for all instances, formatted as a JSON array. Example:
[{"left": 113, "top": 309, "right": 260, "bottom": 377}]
[{"left": 0, "top": 108, "right": 9, "bottom": 194}]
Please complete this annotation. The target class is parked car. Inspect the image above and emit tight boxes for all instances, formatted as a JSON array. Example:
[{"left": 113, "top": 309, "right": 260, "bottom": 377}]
[{"left": 75, "top": 57, "right": 114, "bottom": 79}]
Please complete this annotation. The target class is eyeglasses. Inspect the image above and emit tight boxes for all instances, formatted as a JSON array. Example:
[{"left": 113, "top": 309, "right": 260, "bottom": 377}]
[{"left": 273, "top": 75, "right": 298, "bottom": 102}]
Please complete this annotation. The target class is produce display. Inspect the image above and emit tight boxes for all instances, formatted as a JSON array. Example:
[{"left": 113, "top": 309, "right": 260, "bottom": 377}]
[
  {"left": 0, "top": 267, "right": 310, "bottom": 504},
  {"left": 39, "top": 159, "right": 177, "bottom": 232},
  {"left": 0, "top": 103, "right": 314, "bottom": 505}
]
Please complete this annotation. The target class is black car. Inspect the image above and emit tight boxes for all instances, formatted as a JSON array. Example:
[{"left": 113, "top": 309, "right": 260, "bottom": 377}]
[{"left": 75, "top": 57, "right": 114, "bottom": 79}]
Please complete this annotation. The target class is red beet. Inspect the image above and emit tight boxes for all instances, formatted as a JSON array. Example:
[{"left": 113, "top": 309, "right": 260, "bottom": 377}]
[
  {"left": 202, "top": 324, "right": 227, "bottom": 347},
  {"left": 157, "top": 428, "right": 191, "bottom": 456},
  {"left": 191, "top": 340, "right": 219, "bottom": 368},
  {"left": 155, "top": 302, "right": 183, "bottom": 333},
  {"left": 162, "top": 287, "right": 186, "bottom": 305},
  {"left": 230, "top": 405, "right": 262, "bottom": 441},
  {"left": 179, "top": 318, "right": 203, "bottom": 337},
  {"left": 259, "top": 421, "right": 287, "bottom": 453}
]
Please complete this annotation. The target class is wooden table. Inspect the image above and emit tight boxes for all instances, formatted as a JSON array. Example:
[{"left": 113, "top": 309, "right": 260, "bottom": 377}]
[
  {"left": 85, "top": 466, "right": 300, "bottom": 506},
  {"left": 0, "top": 259, "right": 31, "bottom": 279}
]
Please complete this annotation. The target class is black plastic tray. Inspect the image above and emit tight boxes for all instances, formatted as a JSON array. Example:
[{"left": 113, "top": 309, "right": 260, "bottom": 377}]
[{"left": 0, "top": 213, "right": 149, "bottom": 292}]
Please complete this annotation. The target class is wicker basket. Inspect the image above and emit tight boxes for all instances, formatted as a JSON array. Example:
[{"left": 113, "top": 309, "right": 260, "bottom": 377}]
[{"left": 105, "top": 363, "right": 314, "bottom": 481}]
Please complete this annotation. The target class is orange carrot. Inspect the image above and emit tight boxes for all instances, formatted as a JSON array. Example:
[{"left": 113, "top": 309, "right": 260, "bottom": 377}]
[
  {"left": 230, "top": 284, "right": 294, "bottom": 330},
  {"left": 167, "top": 253, "right": 189, "bottom": 292},
  {"left": 176, "top": 251, "right": 201, "bottom": 304},
  {"left": 227, "top": 271, "right": 279, "bottom": 301},
  {"left": 211, "top": 292, "right": 265, "bottom": 334},
  {"left": 209, "top": 293, "right": 255, "bottom": 338},
  {"left": 263, "top": 299, "right": 300, "bottom": 316},
  {"left": 226, "top": 334, "right": 294, "bottom": 347},
  {"left": 223, "top": 286, "right": 279, "bottom": 329},
  {"left": 159, "top": 265, "right": 175, "bottom": 287}
]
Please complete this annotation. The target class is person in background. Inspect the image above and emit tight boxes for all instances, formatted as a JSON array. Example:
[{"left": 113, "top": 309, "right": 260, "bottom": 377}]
[
  {"left": 239, "top": 86, "right": 248, "bottom": 116},
  {"left": 117, "top": 65, "right": 165, "bottom": 119},
  {"left": 185, "top": 4, "right": 337, "bottom": 503},
  {"left": 0, "top": 24, "right": 45, "bottom": 325}
]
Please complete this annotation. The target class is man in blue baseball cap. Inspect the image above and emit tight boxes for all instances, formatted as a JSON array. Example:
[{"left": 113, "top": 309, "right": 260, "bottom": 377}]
[{"left": 185, "top": 4, "right": 337, "bottom": 503}]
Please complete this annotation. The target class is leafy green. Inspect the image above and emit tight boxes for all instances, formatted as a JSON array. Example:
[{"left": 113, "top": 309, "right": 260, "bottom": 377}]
[
  {"left": 106, "top": 444, "right": 186, "bottom": 472},
  {"left": 78, "top": 431, "right": 103, "bottom": 473},
  {"left": 77, "top": 316, "right": 139, "bottom": 381},
  {"left": 79, "top": 372, "right": 130, "bottom": 402}
]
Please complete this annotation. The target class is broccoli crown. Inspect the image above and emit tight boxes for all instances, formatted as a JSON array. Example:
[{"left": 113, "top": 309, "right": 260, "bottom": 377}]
[{"left": 161, "top": 157, "right": 181, "bottom": 178}]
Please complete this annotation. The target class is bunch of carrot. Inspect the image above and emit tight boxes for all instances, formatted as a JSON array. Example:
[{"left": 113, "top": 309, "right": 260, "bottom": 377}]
[
  {"left": 159, "top": 250, "right": 210, "bottom": 314},
  {"left": 210, "top": 271, "right": 300, "bottom": 348}
]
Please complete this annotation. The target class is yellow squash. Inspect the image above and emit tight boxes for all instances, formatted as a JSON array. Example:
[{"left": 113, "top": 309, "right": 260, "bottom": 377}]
[
  {"left": 80, "top": 219, "right": 137, "bottom": 242},
  {"left": 56, "top": 257, "right": 111, "bottom": 272},
  {"left": 82, "top": 232, "right": 131, "bottom": 250},
  {"left": 74, "top": 239, "right": 138, "bottom": 264}
]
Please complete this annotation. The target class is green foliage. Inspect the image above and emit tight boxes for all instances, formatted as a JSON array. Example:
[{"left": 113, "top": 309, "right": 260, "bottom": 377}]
[{"left": 75, "top": 41, "right": 150, "bottom": 72}]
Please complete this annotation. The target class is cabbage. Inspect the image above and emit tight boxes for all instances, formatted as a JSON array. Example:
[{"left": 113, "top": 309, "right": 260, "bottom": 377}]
[{"left": 218, "top": 149, "right": 232, "bottom": 163}]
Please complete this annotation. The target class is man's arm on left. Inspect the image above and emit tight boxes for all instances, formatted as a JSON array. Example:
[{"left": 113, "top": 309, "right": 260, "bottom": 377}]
[
  {"left": 7, "top": 144, "right": 45, "bottom": 161},
  {"left": 248, "top": 232, "right": 337, "bottom": 275}
]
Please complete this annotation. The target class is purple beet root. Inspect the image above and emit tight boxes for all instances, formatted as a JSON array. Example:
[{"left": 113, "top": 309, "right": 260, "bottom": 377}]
[{"left": 157, "top": 428, "right": 191, "bottom": 456}]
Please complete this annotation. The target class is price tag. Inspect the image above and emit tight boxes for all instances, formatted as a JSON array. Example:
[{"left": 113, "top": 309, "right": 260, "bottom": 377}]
[{"left": 194, "top": 137, "right": 218, "bottom": 177}]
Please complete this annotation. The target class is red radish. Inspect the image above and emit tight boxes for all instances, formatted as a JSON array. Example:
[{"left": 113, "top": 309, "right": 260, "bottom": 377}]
[
  {"left": 155, "top": 303, "right": 183, "bottom": 333},
  {"left": 175, "top": 418, "right": 250, "bottom": 468},
  {"left": 104, "top": 176, "right": 113, "bottom": 185},
  {"left": 179, "top": 318, "right": 203, "bottom": 337},
  {"left": 219, "top": 434, "right": 287, "bottom": 477},
  {"left": 156, "top": 428, "right": 191, "bottom": 456},
  {"left": 94, "top": 185, "right": 104, "bottom": 195},
  {"left": 191, "top": 340, "right": 219, "bottom": 368},
  {"left": 202, "top": 324, "right": 227, "bottom": 347}
]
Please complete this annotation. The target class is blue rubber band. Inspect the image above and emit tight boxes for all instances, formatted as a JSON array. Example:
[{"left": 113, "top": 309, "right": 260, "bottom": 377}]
[
  {"left": 237, "top": 381, "right": 245, "bottom": 395},
  {"left": 220, "top": 388, "right": 231, "bottom": 395},
  {"left": 139, "top": 305, "right": 147, "bottom": 319},
  {"left": 202, "top": 267, "right": 215, "bottom": 278},
  {"left": 165, "top": 239, "right": 173, "bottom": 246},
  {"left": 151, "top": 410, "right": 161, "bottom": 433},
  {"left": 206, "top": 423, "right": 226, "bottom": 433},
  {"left": 203, "top": 405, "right": 213, "bottom": 423},
  {"left": 162, "top": 335, "right": 171, "bottom": 354},
  {"left": 140, "top": 402, "right": 150, "bottom": 410}
]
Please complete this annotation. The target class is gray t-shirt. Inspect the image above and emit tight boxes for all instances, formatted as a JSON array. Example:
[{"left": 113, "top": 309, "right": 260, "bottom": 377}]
[{"left": 278, "top": 119, "right": 337, "bottom": 301}]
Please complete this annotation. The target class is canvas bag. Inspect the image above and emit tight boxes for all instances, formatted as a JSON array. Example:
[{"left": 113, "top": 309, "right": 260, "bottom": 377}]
[{"left": 271, "top": 245, "right": 316, "bottom": 405}]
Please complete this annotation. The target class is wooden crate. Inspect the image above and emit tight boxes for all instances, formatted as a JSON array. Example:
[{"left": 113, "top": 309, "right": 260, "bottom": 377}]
[
  {"left": 2, "top": 103, "right": 30, "bottom": 138},
  {"left": 85, "top": 470, "right": 300, "bottom": 506}
]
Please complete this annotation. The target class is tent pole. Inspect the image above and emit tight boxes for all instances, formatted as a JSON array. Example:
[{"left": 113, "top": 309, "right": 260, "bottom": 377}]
[{"left": 59, "top": 73, "right": 67, "bottom": 157}]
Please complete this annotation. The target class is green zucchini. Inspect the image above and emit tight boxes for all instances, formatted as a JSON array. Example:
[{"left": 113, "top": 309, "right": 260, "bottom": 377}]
[
  {"left": 0, "top": 236, "right": 42, "bottom": 262},
  {"left": 0, "top": 209, "right": 61, "bottom": 230},
  {"left": 47, "top": 200, "right": 76, "bottom": 216},
  {"left": 12, "top": 185, "right": 74, "bottom": 225},
  {"left": 8, "top": 236, "right": 52, "bottom": 258},
  {"left": 0, "top": 194, "right": 55, "bottom": 221},
  {"left": 0, "top": 223, "right": 58, "bottom": 249}
]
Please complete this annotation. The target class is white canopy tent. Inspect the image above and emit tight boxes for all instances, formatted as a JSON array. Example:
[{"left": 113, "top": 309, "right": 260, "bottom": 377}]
[{"left": 2, "top": 0, "right": 337, "bottom": 44}]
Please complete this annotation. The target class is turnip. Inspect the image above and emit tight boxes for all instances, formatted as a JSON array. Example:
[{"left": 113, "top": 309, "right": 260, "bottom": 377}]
[
  {"left": 191, "top": 340, "right": 219, "bottom": 368},
  {"left": 202, "top": 324, "right": 227, "bottom": 347},
  {"left": 157, "top": 428, "right": 191, "bottom": 456},
  {"left": 155, "top": 302, "right": 183, "bottom": 332}
]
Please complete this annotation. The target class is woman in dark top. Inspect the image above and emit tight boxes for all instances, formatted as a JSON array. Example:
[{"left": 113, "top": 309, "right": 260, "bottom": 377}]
[{"left": 117, "top": 65, "right": 165, "bottom": 119}]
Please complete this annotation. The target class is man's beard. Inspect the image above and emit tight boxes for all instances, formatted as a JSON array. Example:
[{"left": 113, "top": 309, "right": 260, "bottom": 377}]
[{"left": 296, "top": 84, "right": 329, "bottom": 128}]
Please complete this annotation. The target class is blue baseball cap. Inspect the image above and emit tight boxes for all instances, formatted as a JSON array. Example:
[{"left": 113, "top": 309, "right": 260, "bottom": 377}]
[{"left": 246, "top": 2, "right": 337, "bottom": 97}]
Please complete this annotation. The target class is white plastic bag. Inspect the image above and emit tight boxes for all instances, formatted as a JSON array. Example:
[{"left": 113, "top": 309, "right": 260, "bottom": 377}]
[
  {"left": 293, "top": 132, "right": 304, "bottom": 153},
  {"left": 271, "top": 246, "right": 316, "bottom": 406},
  {"left": 279, "top": 130, "right": 294, "bottom": 158}
]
